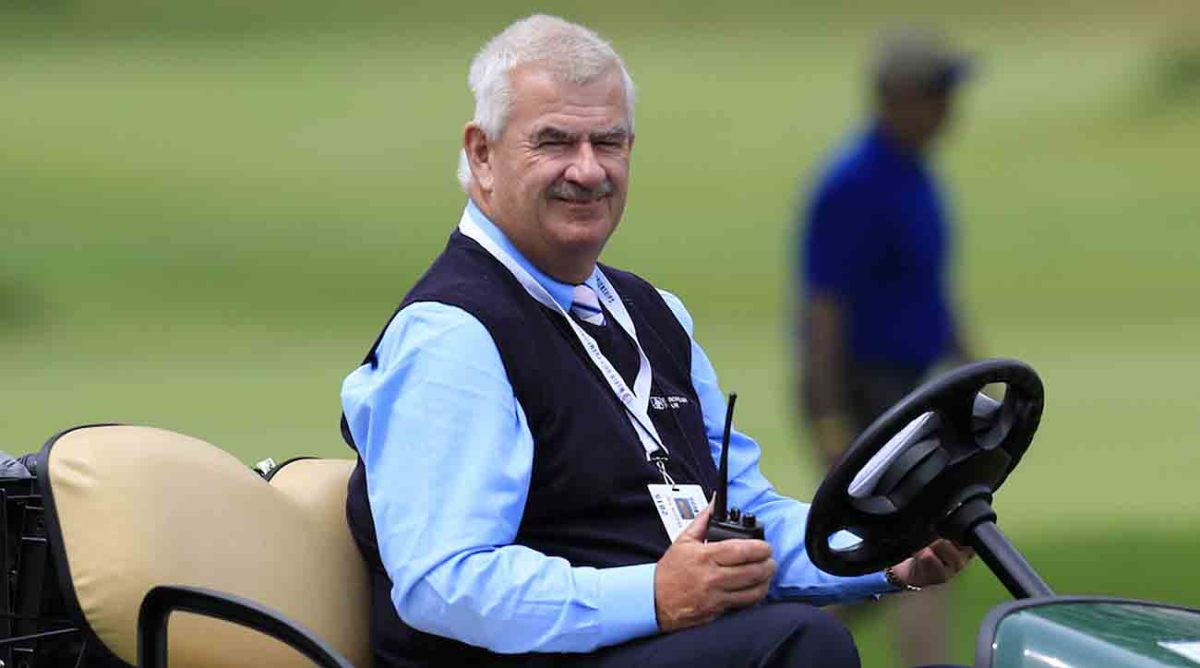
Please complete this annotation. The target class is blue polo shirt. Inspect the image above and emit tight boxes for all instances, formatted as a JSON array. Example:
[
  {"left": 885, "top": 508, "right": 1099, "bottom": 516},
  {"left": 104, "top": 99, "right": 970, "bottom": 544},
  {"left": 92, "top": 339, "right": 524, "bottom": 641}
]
[{"left": 801, "top": 125, "right": 954, "bottom": 369}]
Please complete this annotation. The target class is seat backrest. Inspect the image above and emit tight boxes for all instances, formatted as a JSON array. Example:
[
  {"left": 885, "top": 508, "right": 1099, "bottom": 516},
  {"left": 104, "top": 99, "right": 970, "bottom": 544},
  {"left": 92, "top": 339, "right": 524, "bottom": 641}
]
[{"left": 39, "top": 425, "right": 370, "bottom": 667}]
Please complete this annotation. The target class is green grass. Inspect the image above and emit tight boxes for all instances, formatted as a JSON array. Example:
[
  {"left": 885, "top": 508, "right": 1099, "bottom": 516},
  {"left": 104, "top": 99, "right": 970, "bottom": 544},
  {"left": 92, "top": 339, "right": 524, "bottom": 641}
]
[{"left": 2, "top": 3, "right": 1199, "bottom": 665}]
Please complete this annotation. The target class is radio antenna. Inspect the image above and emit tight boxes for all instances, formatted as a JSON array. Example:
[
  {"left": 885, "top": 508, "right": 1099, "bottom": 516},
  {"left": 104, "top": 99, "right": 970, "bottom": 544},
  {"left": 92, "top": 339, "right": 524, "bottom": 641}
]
[{"left": 715, "top": 392, "right": 737, "bottom": 522}]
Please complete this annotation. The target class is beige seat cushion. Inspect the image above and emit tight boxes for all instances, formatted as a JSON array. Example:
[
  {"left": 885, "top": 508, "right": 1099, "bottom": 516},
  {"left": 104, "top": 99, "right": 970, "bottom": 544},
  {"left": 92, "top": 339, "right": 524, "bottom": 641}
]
[{"left": 43, "top": 425, "right": 370, "bottom": 667}]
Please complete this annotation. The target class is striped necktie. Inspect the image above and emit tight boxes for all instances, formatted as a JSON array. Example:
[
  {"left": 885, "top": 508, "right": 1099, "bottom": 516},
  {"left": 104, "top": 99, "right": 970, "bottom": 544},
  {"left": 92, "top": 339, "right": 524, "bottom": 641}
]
[{"left": 570, "top": 284, "right": 605, "bottom": 326}]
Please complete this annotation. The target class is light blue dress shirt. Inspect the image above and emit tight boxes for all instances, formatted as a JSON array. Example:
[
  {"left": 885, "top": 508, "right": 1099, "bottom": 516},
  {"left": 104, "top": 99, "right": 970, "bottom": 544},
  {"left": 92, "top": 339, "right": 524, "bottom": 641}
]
[{"left": 341, "top": 201, "right": 892, "bottom": 654}]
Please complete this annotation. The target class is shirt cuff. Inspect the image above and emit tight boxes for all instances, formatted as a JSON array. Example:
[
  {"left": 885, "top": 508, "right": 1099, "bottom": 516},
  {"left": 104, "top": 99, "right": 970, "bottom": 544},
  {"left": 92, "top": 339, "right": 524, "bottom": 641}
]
[
  {"left": 774, "top": 570, "right": 895, "bottom": 605},
  {"left": 863, "top": 571, "right": 895, "bottom": 599},
  {"left": 595, "top": 563, "right": 659, "bottom": 648}
]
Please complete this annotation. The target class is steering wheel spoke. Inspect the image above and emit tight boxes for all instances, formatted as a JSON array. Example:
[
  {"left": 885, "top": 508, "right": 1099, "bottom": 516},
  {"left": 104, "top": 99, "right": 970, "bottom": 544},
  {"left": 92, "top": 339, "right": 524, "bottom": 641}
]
[{"left": 931, "top": 392, "right": 977, "bottom": 445}]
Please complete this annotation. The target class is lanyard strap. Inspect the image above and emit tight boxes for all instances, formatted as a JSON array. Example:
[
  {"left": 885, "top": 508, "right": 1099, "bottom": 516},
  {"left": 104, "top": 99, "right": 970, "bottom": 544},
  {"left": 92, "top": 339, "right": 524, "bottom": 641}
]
[{"left": 458, "top": 210, "right": 670, "bottom": 466}]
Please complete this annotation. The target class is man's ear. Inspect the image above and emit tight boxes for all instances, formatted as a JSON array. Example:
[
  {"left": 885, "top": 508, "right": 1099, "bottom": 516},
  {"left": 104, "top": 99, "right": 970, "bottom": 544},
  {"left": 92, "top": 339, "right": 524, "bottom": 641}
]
[{"left": 463, "top": 123, "right": 494, "bottom": 193}]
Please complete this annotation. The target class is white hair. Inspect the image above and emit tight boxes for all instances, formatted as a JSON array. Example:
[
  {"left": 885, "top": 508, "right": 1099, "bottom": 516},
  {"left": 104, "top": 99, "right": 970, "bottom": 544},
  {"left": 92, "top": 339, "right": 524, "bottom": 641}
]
[{"left": 457, "top": 15, "right": 637, "bottom": 190}]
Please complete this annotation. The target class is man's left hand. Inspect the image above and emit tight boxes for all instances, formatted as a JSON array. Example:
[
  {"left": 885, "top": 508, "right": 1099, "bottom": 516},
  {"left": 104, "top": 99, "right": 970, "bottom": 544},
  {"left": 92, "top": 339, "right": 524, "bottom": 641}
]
[{"left": 889, "top": 539, "right": 974, "bottom": 589}]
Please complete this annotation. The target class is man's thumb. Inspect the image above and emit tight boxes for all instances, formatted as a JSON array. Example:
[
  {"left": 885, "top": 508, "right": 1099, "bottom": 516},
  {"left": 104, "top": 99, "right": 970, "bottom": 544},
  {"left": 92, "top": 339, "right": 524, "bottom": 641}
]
[{"left": 677, "top": 501, "right": 713, "bottom": 542}]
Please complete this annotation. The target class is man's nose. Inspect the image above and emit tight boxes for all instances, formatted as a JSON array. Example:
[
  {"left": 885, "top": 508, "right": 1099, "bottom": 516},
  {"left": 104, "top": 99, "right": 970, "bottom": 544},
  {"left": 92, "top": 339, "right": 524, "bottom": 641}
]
[{"left": 564, "top": 142, "right": 606, "bottom": 188}]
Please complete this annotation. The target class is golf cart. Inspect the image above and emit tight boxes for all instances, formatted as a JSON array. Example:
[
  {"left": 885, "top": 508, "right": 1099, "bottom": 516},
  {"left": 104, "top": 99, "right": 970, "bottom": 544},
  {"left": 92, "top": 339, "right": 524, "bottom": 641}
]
[{"left": 3, "top": 359, "right": 1199, "bottom": 666}]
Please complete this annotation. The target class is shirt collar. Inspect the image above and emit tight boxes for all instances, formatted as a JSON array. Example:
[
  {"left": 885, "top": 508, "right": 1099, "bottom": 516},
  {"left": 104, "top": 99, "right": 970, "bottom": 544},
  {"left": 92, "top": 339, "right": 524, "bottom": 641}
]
[
  {"left": 866, "top": 122, "right": 923, "bottom": 169},
  {"left": 465, "top": 199, "right": 595, "bottom": 311}
]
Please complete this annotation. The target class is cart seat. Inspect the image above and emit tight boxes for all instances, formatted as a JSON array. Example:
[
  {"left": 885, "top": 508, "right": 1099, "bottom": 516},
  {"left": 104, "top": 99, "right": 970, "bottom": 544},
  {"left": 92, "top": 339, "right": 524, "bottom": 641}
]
[{"left": 38, "top": 424, "right": 370, "bottom": 667}]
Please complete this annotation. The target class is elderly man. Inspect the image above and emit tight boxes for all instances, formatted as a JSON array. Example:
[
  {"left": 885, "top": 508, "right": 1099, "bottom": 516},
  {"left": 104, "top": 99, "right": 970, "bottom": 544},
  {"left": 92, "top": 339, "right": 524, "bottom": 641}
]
[
  {"left": 797, "top": 28, "right": 976, "bottom": 666},
  {"left": 342, "top": 15, "right": 969, "bottom": 667}
]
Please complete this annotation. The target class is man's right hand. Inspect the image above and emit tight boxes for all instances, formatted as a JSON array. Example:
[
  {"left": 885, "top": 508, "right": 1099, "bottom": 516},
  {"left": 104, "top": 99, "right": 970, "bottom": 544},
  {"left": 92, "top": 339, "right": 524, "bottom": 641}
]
[{"left": 653, "top": 503, "right": 776, "bottom": 632}]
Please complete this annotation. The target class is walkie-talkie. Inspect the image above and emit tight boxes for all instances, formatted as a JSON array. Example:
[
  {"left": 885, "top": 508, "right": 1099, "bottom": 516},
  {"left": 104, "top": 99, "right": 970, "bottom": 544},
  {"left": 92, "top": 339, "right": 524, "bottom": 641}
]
[{"left": 707, "top": 392, "right": 766, "bottom": 542}]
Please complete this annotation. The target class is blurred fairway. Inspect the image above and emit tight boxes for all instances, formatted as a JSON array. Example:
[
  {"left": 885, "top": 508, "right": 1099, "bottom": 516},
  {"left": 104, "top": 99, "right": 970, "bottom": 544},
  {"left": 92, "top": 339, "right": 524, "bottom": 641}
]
[{"left": 2, "top": 2, "right": 1198, "bottom": 665}]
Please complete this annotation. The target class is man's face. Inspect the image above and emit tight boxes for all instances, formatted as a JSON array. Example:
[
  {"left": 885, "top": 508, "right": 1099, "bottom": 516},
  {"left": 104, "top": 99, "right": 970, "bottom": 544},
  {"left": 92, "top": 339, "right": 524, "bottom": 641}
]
[
  {"left": 881, "top": 84, "right": 955, "bottom": 151},
  {"left": 473, "top": 64, "right": 633, "bottom": 281}
]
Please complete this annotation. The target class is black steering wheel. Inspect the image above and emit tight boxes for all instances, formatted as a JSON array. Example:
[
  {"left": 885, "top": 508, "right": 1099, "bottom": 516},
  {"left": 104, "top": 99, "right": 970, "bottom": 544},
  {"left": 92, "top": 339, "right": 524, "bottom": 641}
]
[{"left": 805, "top": 359, "right": 1045, "bottom": 577}]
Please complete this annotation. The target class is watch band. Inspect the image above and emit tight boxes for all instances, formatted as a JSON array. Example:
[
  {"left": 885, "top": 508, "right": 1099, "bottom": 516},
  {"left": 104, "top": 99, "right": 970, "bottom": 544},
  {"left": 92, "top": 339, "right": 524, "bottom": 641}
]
[{"left": 885, "top": 565, "right": 922, "bottom": 592}]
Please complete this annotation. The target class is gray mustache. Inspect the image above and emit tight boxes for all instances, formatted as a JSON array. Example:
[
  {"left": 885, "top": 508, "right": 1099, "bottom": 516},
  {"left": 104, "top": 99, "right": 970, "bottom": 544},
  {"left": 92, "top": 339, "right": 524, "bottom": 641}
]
[{"left": 547, "top": 180, "right": 614, "bottom": 202}]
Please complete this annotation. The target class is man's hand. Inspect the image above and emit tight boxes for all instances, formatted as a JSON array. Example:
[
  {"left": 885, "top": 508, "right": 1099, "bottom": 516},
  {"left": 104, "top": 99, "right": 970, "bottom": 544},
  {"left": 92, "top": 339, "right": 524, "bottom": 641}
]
[
  {"left": 888, "top": 539, "right": 974, "bottom": 589},
  {"left": 654, "top": 503, "right": 776, "bottom": 632}
]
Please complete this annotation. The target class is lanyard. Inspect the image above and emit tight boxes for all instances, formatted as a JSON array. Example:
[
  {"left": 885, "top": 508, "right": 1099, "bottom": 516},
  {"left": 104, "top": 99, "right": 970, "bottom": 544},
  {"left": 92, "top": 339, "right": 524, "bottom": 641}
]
[{"left": 458, "top": 210, "right": 674, "bottom": 482}]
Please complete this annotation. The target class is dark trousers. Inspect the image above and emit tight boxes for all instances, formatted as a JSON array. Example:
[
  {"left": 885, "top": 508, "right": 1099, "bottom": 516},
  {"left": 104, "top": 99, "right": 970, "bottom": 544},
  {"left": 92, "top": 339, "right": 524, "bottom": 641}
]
[
  {"left": 802, "top": 360, "right": 929, "bottom": 453},
  {"left": 497, "top": 602, "right": 860, "bottom": 668},
  {"left": 845, "top": 361, "right": 928, "bottom": 433}
]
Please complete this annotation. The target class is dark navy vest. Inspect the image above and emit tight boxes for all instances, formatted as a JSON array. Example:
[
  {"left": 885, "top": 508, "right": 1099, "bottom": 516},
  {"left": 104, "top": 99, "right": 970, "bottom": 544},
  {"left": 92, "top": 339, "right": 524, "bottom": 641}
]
[{"left": 344, "top": 231, "right": 717, "bottom": 666}]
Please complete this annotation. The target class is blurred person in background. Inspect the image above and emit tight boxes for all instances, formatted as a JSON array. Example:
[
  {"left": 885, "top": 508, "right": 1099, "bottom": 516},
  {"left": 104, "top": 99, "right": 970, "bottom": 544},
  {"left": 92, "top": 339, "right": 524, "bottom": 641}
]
[{"left": 796, "top": 27, "right": 977, "bottom": 667}]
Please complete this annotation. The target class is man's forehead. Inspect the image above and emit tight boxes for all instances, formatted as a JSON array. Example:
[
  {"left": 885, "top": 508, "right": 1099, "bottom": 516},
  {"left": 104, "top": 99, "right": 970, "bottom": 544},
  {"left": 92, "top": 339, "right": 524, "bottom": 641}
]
[{"left": 507, "top": 64, "right": 630, "bottom": 132}]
